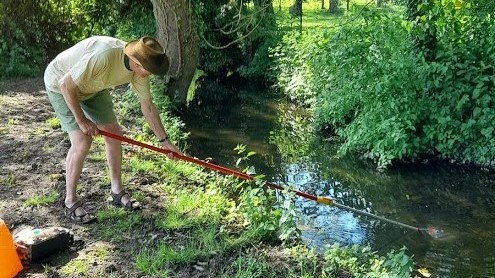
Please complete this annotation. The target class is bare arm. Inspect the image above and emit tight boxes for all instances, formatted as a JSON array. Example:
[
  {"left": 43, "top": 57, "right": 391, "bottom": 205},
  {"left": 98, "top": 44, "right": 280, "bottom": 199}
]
[
  {"left": 140, "top": 98, "right": 181, "bottom": 154},
  {"left": 58, "top": 74, "right": 98, "bottom": 135}
]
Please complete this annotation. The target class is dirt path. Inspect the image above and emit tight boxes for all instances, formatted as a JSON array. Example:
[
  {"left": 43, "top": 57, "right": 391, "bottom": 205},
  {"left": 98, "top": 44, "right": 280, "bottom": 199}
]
[{"left": 0, "top": 78, "right": 154, "bottom": 277}]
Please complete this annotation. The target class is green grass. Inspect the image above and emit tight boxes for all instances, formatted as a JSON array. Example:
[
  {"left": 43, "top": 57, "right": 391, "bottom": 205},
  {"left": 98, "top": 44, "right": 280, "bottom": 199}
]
[
  {"left": 60, "top": 245, "right": 110, "bottom": 276},
  {"left": 46, "top": 117, "right": 60, "bottom": 129},
  {"left": 136, "top": 224, "right": 230, "bottom": 276},
  {"left": 127, "top": 157, "right": 158, "bottom": 173},
  {"left": 96, "top": 208, "right": 143, "bottom": 242},
  {"left": 158, "top": 185, "right": 235, "bottom": 230},
  {"left": 276, "top": 0, "right": 372, "bottom": 29},
  {"left": 88, "top": 136, "right": 106, "bottom": 162},
  {"left": 222, "top": 256, "right": 271, "bottom": 278},
  {"left": 0, "top": 126, "right": 9, "bottom": 135},
  {"left": 24, "top": 191, "right": 59, "bottom": 207},
  {"left": 0, "top": 172, "right": 17, "bottom": 187},
  {"left": 60, "top": 259, "right": 89, "bottom": 276},
  {"left": 8, "top": 117, "right": 19, "bottom": 125}
]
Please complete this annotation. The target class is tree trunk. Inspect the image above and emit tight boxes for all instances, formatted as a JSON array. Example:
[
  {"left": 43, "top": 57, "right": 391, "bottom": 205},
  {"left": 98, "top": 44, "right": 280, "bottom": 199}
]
[
  {"left": 329, "top": 0, "right": 339, "bottom": 13},
  {"left": 254, "top": 0, "right": 275, "bottom": 28},
  {"left": 289, "top": 0, "right": 302, "bottom": 16},
  {"left": 321, "top": 0, "right": 325, "bottom": 9},
  {"left": 151, "top": 0, "right": 199, "bottom": 103}
]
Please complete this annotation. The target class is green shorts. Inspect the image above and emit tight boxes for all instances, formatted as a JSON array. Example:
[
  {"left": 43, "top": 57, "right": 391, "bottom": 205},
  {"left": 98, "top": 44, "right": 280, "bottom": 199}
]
[{"left": 46, "top": 89, "right": 118, "bottom": 132}]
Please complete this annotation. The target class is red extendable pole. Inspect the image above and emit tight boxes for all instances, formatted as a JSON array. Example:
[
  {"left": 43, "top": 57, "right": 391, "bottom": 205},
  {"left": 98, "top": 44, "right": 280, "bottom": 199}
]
[
  {"left": 98, "top": 129, "right": 320, "bottom": 203},
  {"left": 97, "top": 129, "right": 444, "bottom": 238}
]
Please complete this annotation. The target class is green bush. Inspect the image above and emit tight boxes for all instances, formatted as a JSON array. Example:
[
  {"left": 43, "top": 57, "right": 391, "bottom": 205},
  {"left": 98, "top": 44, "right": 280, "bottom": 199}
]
[
  {"left": 273, "top": 3, "right": 495, "bottom": 168},
  {"left": 194, "top": 1, "right": 277, "bottom": 82},
  {"left": 0, "top": 0, "right": 153, "bottom": 78},
  {"left": 314, "top": 9, "right": 429, "bottom": 166},
  {"left": 323, "top": 245, "right": 413, "bottom": 277},
  {"left": 289, "top": 9, "right": 429, "bottom": 166},
  {"left": 418, "top": 1, "right": 495, "bottom": 166},
  {"left": 0, "top": 1, "right": 47, "bottom": 78}
]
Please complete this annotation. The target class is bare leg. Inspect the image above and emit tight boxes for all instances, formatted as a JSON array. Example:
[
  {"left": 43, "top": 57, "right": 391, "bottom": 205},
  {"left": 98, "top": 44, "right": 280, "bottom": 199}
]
[
  {"left": 98, "top": 123, "right": 123, "bottom": 192},
  {"left": 98, "top": 123, "right": 139, "bottom": 208},
  {"left": 65, "top": 131, "right": 92, "bottom": 216}
]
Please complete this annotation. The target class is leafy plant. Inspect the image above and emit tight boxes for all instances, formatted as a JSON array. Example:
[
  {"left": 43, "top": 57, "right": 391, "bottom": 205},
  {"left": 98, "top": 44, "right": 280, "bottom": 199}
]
[
  {"left": 46, "top": 117, "right": 61, "bottom": 129},
  {"left": 273, "top": 2, "right": 495, "bottom": 168},
  {"left": 383, "top": 247, "right": 414, "bottom": 277},
  {"left": 323, "top": 244, "right": 413, "bottom": 277},
  {"left": 24, "top": 191, "right": 59, "bottom": 207}
]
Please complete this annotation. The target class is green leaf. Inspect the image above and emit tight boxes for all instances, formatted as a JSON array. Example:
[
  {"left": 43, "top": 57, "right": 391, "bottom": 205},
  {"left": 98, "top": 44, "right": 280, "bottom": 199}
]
[
  {"left": 473, "top": 88, "right": 481, "bottom": 99},
  {"left": 481, "top": 127, "right": 493, "bottom": 138}
]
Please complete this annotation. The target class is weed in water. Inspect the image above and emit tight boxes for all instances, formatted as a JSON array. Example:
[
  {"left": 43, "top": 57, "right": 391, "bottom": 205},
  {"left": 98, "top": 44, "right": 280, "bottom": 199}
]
[{"left": 24, "top": 191, "right": 59, "bottom": 207}]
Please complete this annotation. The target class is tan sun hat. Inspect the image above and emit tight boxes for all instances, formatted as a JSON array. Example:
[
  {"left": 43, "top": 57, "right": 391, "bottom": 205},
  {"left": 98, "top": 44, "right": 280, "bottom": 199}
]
[{"left": 124, "top": 36, "right": 169, "bottom": 76}]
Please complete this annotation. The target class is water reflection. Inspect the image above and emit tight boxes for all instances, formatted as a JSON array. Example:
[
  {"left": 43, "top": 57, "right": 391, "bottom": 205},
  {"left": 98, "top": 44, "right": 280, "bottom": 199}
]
[{"left": 182, "top": 91, "right": 495, "bottom": 277}]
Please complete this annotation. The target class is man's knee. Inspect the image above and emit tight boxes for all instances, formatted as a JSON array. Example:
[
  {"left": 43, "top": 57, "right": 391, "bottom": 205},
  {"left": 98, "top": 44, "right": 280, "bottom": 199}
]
[
  {"left": 99, "top": 123, "right": 122, "bottom": 136},
  {"left": 99, "top": 123, "right": 123, "bottom": 144},
  {"left": 69, "top": 132, "right": 93, "bottom": 154}
]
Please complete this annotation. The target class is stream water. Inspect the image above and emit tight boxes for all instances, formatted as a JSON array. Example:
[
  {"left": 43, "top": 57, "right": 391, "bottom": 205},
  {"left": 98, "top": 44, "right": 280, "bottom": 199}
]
[{"left": 181, "top": 89, "right": 495, "bottom": 277}]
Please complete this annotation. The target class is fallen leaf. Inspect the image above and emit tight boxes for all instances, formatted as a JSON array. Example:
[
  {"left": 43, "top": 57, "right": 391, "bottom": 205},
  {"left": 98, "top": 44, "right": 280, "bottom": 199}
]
[{"left": 418, "top": 267, "right": 431, "bottom": 277}]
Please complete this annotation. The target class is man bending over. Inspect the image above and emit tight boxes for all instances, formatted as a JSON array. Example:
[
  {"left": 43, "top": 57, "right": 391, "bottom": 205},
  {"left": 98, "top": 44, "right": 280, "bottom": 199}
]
[{"left": 44, "top": 36, "right": 180, "bottom": 224}]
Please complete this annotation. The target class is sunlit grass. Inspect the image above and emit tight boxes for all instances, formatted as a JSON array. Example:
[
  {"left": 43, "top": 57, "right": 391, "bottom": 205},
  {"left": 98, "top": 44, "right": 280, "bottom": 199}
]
[
  {"left": 60, "top": 259, "right": 89, "bottom": 276},
  {"left": 158, "top": 184, "right": 236, "bottom": 230},
  {"left": 8, "top": 117, "right": 19, "bottom": 125},
  {"left": 24, "top": 191, "right": 59, "bottom": 207},
  {"left": 88, "top": 136, "right": 106, "bottom": 162},
  {"left": 0, "top": 172, "right": 17, "bottom": 187},
  {"left": 276, "top": 0, "right": 392, "bottom": 29},
  {"left": 127, "top": 157, "right": 158, "bottom": 173},
  {"left": 96, "top": 208, "right": 143, "bottom": 242},
  {"left": 136, "top": 224, "right": 228, "bottom": 276},
  {"left": 60, "top": 245, "right": 110, "bottom": 276},
  {"left": 46, "top": 117, "right": 60, "bottom": 129},
  {"left": 0, "top": 126, "right": 8, "bottom": 135},
  {"left": 34, "top": 127, "right": 45, "bottom": 135},
  {"left": 221, "top": 256, "right": 270, "bottom": 278}
]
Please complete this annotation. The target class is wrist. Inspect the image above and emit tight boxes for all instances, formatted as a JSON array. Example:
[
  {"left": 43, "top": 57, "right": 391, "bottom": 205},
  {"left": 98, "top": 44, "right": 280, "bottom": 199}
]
[{"left": 75, "top": 116, "right": 86, "bottom": 124}]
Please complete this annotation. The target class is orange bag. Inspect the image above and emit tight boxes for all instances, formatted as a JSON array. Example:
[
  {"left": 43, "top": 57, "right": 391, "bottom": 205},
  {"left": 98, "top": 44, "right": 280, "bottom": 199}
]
[{"left": 0, "top": 219, "right": 23, "bottom": 278}]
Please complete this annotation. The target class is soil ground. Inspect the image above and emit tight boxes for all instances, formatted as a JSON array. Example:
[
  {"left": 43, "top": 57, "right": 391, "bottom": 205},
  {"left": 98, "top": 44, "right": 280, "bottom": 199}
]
[{"left": 0, "top": 78, "right": 188, "bottom": 277}]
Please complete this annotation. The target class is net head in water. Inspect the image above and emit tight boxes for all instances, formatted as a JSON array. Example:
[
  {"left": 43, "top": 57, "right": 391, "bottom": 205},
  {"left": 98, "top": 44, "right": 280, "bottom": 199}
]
[{"left": 424, "top": 226, "right": 448, "bottom": 239}]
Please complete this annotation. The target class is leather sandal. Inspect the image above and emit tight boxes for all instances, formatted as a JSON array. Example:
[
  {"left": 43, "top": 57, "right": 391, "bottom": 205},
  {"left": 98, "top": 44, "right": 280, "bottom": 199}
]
[
  {"left": 111, "top": 190, "right": 141, "bottom": 210},
  {"left": 65, "top": 200, "right": 96, "bottom": 224}
]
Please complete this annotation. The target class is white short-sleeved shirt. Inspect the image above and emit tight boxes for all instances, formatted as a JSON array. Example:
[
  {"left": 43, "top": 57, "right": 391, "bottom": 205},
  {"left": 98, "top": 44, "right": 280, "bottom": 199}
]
[{"left": 44, "top": 36, "right": 151, "bottom": 101}]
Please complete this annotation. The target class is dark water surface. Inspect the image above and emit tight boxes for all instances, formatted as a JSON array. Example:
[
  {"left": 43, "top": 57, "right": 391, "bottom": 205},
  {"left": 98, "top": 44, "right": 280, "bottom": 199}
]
[{"left": 182, "top": 91, "right": 495, "bottom": 277}]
